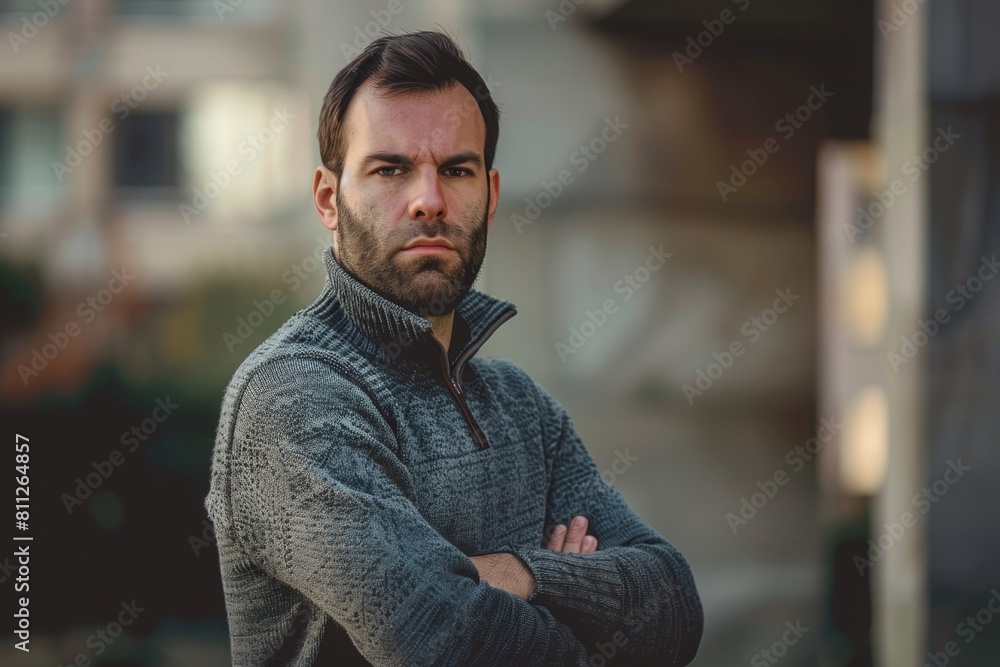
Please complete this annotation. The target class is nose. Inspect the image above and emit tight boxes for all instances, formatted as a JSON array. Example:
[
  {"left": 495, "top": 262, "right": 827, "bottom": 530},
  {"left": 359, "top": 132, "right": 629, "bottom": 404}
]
[{"left": 406, "top": 168, "right": 447, "bottom": 222}]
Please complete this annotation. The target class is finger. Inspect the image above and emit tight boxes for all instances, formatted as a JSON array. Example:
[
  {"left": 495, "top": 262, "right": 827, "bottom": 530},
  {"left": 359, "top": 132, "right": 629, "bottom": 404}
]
[
  {"left": 546, "top": 524, "right": 567, "bottom": 551},
  {"left": 582, "top": 535, "right": 598, "bottom": 554},
  {"left": 563, "top": 515, "right": 588, "bottom": 553}
]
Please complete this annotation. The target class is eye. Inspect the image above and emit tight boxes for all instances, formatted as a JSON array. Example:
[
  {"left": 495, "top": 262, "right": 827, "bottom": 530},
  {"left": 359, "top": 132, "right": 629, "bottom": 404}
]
[
  {"left": 444, "top": 167, "right": 473, "bottom": 177},
  {"left": 375, "top": 166, "right": 402, "bottom": 177}
]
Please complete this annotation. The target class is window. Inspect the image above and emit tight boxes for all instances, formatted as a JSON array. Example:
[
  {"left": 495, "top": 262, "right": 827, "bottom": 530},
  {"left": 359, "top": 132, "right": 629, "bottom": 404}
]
[
  {"left": 0, "top": 106, "right": 64, "bottom": 214},
  {"left": 114, "top": 111, "right": 180, "bottom": 198}
]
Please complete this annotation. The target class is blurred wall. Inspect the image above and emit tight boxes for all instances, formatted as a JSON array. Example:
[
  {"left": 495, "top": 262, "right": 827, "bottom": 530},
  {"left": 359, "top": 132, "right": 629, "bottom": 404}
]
[{"left": 924, "top": 0, "right": 1000, "bottom": 663}]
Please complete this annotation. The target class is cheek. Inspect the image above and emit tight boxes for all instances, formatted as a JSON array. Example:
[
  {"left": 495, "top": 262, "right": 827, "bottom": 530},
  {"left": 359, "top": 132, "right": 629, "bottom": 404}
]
[
  {"left": 359, "top": 186, "right": 407, "bottom": 220},
  {"left": 445, "top": 180, "right": 487, "bottom": 209}
]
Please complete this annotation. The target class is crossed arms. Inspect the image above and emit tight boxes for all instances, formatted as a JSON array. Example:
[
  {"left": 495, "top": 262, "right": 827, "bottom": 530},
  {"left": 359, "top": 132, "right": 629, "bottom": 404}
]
[
  {"left": 230, "top": 358, "right": 703, "bottom": 666},
  {"left": 469, "top": 514, "right": 600, "bottom": 602}
]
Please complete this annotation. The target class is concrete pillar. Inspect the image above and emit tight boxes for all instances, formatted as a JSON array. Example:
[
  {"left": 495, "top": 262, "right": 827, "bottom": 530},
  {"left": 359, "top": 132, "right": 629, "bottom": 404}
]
[{"left": 871, "top": 0, "right": 929, "bottom": 664}]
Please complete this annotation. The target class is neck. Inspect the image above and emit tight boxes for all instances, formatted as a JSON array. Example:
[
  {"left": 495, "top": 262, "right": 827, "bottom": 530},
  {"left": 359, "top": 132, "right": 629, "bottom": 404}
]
[{"left": 427, "top": 312, "right": 454, "bottom": 354}]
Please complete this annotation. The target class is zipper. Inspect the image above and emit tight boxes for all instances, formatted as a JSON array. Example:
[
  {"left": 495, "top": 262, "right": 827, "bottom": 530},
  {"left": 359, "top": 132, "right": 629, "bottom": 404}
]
[
  {"left": 432, "top": 340, "right": 490, "bottom": 450},
  {"left": 431, "top": 308, "right": 516, "bottom": 451},
  {"left": 450, "top": 373, "right": 490, "bottom": 450}
]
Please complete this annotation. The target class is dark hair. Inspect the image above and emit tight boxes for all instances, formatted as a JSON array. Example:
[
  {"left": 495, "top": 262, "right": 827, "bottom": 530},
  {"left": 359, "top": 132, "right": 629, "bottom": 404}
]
[{"left": 318, "top": 31, "right": 500, "bottom": 174}]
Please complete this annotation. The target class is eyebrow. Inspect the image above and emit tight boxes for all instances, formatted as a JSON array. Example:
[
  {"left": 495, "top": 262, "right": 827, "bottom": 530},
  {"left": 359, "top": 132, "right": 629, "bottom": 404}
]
[{"left": 358, "top": 151, "right": 484, "bottom": 171}]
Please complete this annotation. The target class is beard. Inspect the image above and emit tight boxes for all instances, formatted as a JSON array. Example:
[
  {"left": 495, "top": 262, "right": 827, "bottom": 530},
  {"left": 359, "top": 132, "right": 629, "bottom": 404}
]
[{"left": 333, "top": 183, "right": 489, "bottom": 319}]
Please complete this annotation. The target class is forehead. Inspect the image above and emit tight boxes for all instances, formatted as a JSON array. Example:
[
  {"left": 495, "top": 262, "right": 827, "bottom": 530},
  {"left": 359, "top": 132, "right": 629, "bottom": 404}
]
[{"left": 341, "top": 81, "right": 486, "bottom": 164}]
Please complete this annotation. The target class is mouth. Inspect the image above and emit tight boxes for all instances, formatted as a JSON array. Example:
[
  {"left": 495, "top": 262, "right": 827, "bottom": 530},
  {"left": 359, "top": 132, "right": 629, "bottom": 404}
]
[{"left": 400, "top": 237, "right": 455, "bottom": 255}]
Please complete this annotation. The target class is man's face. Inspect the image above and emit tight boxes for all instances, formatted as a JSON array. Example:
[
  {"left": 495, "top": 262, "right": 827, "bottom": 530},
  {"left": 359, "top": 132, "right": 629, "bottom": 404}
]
[{"left": 326, "top": 81, "right": 499, "bottom": 317}]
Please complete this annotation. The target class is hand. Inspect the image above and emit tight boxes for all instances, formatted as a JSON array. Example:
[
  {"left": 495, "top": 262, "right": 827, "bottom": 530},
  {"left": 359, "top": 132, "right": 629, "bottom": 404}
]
[
  {"left": 469, "top": 553, "right": 536, "bottom": 601},
  {"left": 546, "top": 515, "right": 599, "bottom": 554}
]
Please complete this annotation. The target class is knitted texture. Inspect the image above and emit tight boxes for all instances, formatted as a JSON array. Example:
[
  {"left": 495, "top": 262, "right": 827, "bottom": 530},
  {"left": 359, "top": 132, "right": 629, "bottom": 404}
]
[{"left": 204, "top": 246, "right": 703, "bottom": 666}]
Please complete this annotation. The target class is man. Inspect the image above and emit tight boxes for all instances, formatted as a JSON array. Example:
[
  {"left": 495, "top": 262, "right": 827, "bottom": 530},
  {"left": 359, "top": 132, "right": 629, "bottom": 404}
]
[{"left": 205, "top": 30, "right": 703, "bottom": 666}]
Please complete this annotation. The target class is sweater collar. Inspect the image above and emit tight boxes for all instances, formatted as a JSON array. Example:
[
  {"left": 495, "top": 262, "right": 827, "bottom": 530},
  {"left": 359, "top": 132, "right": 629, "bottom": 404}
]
[{"left": 314, "top": 246, "right": 517, "bottom": 366}]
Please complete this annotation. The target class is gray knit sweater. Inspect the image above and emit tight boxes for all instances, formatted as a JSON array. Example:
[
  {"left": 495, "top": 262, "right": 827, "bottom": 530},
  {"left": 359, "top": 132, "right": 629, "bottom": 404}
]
[{"left": 204, "top": 246, "right": 703, "bottom": 666}]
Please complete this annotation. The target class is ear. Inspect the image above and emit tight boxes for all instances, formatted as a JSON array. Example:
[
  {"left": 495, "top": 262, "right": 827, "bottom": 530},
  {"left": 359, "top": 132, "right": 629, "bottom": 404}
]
[
  {"left": 486, "top": 168, "right": 500, "bottom": 232},
  {"left": 313, "top": 166, "right": 340, "bottom": 232}
]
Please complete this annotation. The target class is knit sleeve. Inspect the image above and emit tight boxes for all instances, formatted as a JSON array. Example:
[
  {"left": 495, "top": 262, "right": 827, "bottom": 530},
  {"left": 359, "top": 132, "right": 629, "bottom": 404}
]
[
  {"left": 494, "top": 380, "right": 704, "bottom": 666},
  {"left": 229, "top": 357, "right": 591, "bottom": 667}
]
